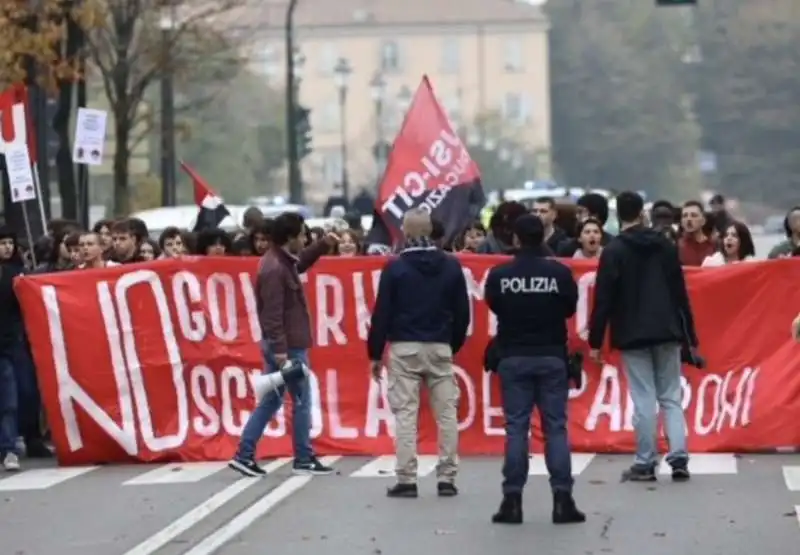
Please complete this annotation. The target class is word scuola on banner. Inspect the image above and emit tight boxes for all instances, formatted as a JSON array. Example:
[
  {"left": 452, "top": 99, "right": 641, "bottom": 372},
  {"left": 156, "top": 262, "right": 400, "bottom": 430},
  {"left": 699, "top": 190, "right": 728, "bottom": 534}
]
[{"left": 13, "top": 256, "right": 800, "bottom": 465}]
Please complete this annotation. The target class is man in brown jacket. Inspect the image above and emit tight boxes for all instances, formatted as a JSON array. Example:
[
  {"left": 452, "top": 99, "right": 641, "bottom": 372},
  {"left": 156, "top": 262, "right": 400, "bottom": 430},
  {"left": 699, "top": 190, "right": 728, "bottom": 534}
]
[{"left": 229, "top": 212, "right": 338, "bottom": 477}]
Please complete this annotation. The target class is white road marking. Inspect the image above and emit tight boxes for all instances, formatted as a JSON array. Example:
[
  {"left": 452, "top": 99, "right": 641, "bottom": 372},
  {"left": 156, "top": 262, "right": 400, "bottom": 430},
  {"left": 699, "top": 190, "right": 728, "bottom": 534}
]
[
  {"left": 782, "top": 466, "right": 800, "bottom": 491},
  {"left": 123, "top": 462, "right": 228, "bottom": 485},
  {"left": 349, "top": 455, "right": 439, "bottom": 478},
  {"left": 658, "top": 453, "right": 738, "bottom": 475},
  {"left": 529, "top": 453, "right": 596, "bottom": 475},
  {"left": 121, "top": 458, "right": 291, "bottom": 555},
  {"left": 0, "top": 466, "right": 98, "bottom": 491},
  {"left": 183, "top": 456, "right": 341, "bottom": 555}
]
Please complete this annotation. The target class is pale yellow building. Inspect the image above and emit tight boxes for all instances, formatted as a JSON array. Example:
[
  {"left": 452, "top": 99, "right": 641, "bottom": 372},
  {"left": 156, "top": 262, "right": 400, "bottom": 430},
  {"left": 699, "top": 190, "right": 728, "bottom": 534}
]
[{"left": 248, "top": 0, "right": 551, "bottom": 199}]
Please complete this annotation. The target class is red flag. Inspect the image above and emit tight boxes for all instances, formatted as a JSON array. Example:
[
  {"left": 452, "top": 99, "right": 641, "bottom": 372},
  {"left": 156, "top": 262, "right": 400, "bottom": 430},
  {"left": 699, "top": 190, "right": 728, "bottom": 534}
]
[
  {"left": 180, "top": 161, "right": 231, "bottom": 231},
  {"left": 366, "top": 76, "right": 484, "bottom": 247},
  {"left": 0, "top": 84, "right": 37, "bottom": 162}
]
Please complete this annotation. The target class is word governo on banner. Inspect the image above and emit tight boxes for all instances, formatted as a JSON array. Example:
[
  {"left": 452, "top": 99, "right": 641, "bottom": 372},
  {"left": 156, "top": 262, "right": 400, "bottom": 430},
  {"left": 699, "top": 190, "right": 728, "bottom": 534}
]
[{"left": 13, "top": 256, "right": 800, "bottom": 466}]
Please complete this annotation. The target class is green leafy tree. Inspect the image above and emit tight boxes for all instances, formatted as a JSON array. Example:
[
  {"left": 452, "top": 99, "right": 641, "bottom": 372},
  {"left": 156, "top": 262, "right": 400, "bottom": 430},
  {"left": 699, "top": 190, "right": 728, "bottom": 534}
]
[
  {"left": 175, "top": 69, "right": 286, "bottom": 203},
  {"left": 463, "top": 112, "right": 540, "bottom": 191},
  {"left": 693, "top": 0, "right": 800, "bottom": 207},
  {"left": 84, "top": 0, "right": 248, "bottom": 214},
  {"left": 546, "top": 0, "right": 702, "bottom": 201}
]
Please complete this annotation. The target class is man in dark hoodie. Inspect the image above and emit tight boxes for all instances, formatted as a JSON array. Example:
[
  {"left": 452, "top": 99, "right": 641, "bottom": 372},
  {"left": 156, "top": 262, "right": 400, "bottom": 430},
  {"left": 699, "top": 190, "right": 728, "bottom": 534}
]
[
  {"left": 367, "top": 208, "right": 470, "bottom": 499},
  {"left": 0, "top": 226, "right": 24, "bottom": 471},
  {"left": 588, "top": 192, "right": 698, "bottom": 483},
  {"left": 556, "top": 193, "right": 613, "bottom": 256}
]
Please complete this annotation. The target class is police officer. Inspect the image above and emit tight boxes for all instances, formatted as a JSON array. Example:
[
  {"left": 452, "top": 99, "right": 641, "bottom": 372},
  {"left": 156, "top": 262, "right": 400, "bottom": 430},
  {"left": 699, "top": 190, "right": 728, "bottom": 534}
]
[{"left": 484, "top": 214, "right": 585, "bottom": 526}]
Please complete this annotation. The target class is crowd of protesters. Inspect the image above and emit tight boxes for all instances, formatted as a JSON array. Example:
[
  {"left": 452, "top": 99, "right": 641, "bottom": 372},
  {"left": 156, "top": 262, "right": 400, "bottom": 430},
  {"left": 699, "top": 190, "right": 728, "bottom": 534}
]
[{"left": 1, "top": 192, "right": 800, "bottom": 472}]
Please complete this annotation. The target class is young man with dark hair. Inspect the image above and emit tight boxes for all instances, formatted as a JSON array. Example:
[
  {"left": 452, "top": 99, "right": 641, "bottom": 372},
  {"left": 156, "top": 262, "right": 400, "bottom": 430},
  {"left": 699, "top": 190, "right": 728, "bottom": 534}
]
[
  {"left": 678, "top": 200, "right": 715, "bottom": 266},
  {"left": 588, "top": 191, "right": 698, "bottom": 482},
  {"left": 158, "top": 227, "right": 185, "bottom": 258},
  {"left": 230, "top": 212, "right": 339, "bottom": 477},
  {"left": 532, "top": 196, "right": 568, "bottom": 253},
  {"left": 109, "top": 219, "right": 141, "bottom": 264}
]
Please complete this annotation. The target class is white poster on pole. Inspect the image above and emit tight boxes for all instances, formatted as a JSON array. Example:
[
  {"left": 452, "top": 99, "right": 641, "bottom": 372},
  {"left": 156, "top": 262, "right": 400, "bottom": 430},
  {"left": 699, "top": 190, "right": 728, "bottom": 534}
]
[
  {"left": 6, "top": 143, "right": 36, "bottom": 203},
  {"left": 73, "top": 108, "right": 108, "bottom": 165}
]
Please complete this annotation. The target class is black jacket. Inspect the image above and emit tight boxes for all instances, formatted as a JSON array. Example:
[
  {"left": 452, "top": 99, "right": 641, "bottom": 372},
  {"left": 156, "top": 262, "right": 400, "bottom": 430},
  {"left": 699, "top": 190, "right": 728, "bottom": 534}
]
[
  {"left": 588, "top": 225, "right": 697, "bottom": 351},
  {"left": 0, "top": 230, "right": 25, "bottom": 354},
  {"left": 367, "top": 246, "right": 470, "bottom": 361},
  {"left": 546, "top": 227, "right": 569, "bottom": 254},
  {"left": 485, "top": 246, "right": 578, "bottom": 359}
]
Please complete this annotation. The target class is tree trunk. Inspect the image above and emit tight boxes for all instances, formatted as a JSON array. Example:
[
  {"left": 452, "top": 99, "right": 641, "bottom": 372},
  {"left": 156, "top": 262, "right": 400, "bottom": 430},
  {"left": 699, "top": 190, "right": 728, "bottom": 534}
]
[
  {"left": 54, "top": 79, "right": 77, "bottom": 220},
  {"left": 113, "top": 113, "right": 132, "bottom": 216}
]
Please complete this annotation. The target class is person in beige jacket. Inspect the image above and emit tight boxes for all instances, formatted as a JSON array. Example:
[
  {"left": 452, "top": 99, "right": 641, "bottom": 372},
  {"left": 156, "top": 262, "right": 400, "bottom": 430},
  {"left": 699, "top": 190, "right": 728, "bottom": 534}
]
[{"left": 792, "top": 313, "right": 800, "bottom": 342}]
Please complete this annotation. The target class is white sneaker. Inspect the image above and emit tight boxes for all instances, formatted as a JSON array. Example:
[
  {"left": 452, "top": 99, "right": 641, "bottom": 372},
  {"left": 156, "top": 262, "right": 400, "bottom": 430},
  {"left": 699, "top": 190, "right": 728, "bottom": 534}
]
[{"left": 3, "top": 453, "right": 20, "bottom": 472}]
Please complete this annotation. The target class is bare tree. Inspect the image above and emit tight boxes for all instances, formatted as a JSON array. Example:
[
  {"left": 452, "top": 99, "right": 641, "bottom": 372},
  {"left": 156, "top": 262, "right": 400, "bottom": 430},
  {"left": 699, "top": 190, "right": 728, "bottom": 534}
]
[{"left": 84, "top": 0, "right": 252, "bottom": 214}]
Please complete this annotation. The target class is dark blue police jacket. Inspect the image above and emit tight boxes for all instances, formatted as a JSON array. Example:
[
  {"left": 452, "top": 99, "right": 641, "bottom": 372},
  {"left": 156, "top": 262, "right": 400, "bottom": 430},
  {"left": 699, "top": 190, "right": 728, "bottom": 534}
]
[{"left": 484, "top": 246, "right": 578, "bottom": 359}]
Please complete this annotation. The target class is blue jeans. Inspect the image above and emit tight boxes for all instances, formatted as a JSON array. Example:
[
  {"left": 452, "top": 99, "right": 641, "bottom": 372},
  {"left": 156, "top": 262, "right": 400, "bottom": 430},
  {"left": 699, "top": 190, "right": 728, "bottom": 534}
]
[
  {"left": 237, "top": 343, "right": 313, "bottom": 462},
  {"left": 13, "top": 339, "right": 41, "bottom": 441},
  {"left": 0, "top": 353, "right": 19, "bottom": 456},
  {"left": 498, "top": 356, "right": 573, "bottom": 495},
  {"left": 621, "top": 342, "right": 688, "bottom": 467}
]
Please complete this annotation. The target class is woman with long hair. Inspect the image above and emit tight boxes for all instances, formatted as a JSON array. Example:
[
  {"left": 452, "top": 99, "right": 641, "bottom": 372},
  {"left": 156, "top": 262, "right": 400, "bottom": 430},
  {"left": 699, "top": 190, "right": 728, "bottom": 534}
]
[{"left": 701, "top": 221, "right": 755, "bottom": 267}]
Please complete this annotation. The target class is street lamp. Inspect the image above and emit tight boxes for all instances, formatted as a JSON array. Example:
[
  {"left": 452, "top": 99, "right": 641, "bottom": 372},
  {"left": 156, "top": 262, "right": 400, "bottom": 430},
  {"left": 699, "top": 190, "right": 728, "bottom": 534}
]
[
  {"left": 159, "top": 5, "right": 177, "bottom": 207},
  {"left": 369, "top": 71, "right": 387, "bottom": 178},
  {"left": 333, "top": 57, "right": 352, "bottom": 199}
]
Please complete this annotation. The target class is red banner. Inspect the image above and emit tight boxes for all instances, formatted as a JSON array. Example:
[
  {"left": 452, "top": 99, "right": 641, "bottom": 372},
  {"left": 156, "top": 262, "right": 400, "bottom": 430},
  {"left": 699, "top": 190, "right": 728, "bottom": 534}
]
[
  {"left": 0, "top": 83, "right": 36, "bottom": 161},
  {"left": 13, "top": 256, "right": 800, "bottom": 466}
]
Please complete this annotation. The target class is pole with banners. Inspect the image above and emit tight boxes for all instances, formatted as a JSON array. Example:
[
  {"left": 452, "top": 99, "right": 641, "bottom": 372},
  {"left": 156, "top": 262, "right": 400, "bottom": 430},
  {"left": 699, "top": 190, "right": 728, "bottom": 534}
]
[
  {"left": 0, "top": 84, "right": 46, "bottom": 238},
  {"left": 71, "top": 107, "right": 108, "bottom": 229}
]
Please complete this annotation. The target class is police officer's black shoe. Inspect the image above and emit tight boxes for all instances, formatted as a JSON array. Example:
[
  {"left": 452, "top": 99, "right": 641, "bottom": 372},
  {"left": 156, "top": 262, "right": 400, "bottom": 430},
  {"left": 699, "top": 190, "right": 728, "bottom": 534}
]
[
  {"left": 386, "top": 482, "right": 418, "bottom": 498},
  {"left": 552, "top": 491, "right": 586, "bottom": 524},
  {"left": 491, "top": 493, "right": 523, "bottom": 524}
]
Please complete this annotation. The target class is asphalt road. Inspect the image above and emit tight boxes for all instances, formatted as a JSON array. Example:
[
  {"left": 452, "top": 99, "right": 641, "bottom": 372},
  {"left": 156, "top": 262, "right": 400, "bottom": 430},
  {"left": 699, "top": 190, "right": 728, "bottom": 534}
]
[{"left": 1, "top": 453, "right": 799, "bottom": 555}]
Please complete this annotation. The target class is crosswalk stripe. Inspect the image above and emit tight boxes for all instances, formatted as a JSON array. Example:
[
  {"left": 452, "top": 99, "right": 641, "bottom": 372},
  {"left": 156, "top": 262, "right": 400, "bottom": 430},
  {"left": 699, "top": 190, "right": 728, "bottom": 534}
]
[
  {"left": 658, "top": 453, "right": 738, "bottom": 475},
  {"left": 782, "top": 466, "right": 800, "bottom": 491},
  {"left": 349, "top": 455, "right": 439, "bottom": 478},
  {"left": 123, "top": 462, "right": 228, "bottom": 486},
  {"left": 122, "top": 458, "right": 292, "bottom": 555},
  {"left": 529, "top": 453, "right": 596, "bottom": 475},
  {"left": 0, "top": 466, "right": 98, "bottom": 491}
]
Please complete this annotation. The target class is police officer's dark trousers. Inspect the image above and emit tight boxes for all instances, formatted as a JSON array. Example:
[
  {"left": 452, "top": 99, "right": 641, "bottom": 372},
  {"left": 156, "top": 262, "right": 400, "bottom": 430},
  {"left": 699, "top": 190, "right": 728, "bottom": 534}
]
[{"left": 498, "top": 355, "right": 573, "bottom": 495}]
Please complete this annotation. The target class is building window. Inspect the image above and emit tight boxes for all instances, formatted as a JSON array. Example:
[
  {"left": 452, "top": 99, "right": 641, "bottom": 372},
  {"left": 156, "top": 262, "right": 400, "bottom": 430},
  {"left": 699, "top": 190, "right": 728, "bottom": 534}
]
[
  {"left": 502, "top": 92, "right": 531, "bottom": 125},
  {"left": 504, "top": 38, "right": 524, "bottom": 73},
  {"left": 322, "top": 149, "right": 343, "bottom": 186},
  {"left": 440, "top": 38, "right": 460, "bottom": 74},
  {"left": 379, "top": 40, "right": 402, "bottom": 73},
  {"left": 317, "top": 99, "right": 341, "bottom": 133},
  {"left": 317, "top": 43, "right": 338, "bottom": 75},
  {"left": 260, "top": 45, "right": 279, "bottom": 78},
  {"left": 442, "top": 95, "right": 462, "bottom": 126}
]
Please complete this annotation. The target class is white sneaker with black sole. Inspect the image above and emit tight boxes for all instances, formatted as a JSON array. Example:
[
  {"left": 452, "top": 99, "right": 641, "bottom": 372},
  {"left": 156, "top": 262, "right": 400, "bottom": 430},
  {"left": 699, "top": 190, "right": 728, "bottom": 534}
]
[
  {"left": 292, "top": 456, "right": 334, "bottom": 475},
  {"left": 228, "top": 457, "right": 267, "bottom": 477}
]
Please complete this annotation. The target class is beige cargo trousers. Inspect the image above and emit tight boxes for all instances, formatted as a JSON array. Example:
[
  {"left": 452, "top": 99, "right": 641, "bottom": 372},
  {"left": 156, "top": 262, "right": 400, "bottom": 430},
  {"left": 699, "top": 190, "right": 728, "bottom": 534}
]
[{"left": 387, "top": 341, "right": 459, "bottom": 484}]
